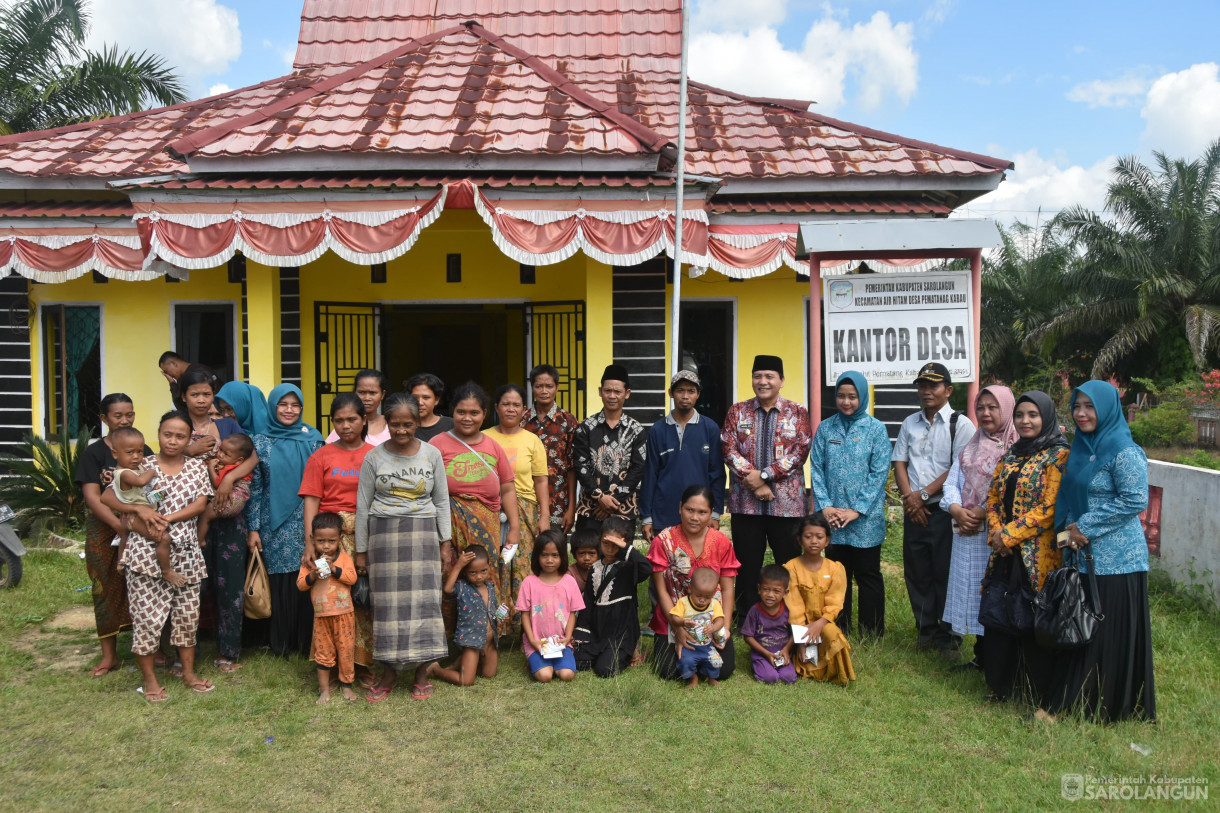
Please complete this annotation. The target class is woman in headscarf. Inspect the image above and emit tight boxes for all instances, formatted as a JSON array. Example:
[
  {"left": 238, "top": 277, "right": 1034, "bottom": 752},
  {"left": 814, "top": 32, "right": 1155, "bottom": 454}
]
[
  {"left": 982, "top": 391, "right": 1069, "bottom": 704},
  {"left": 1039, "top": 381, "right": 1154, "bottom": 723},
  {"left": 809, "top": 371, "right": 892, "bottom": 637},
  {"left": 941, "top": 385, "right": 1019, "bottom": 669},
  {"left": 246, "top": 383, "right": 324, "bottom": 656},
  {"left": 178, "top": 370, "right": 256, "bottom": 673}
]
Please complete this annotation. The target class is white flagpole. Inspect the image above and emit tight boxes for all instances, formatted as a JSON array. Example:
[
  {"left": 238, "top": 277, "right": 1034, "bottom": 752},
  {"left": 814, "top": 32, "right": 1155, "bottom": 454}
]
[{"left": 669, "top": 0, "right": 690, "bottom": 380}]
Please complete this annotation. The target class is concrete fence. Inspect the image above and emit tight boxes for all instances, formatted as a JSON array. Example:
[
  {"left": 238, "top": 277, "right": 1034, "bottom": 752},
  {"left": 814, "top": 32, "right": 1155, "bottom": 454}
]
[{"left": 1147, "top": 460, "right": 1220, "bottom": 605}]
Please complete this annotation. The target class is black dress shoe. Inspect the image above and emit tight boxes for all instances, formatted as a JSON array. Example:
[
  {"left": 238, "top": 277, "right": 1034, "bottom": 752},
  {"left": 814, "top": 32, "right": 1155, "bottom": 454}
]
[{"left": 951, "top": 658, "right": 982, "bottom": 672}]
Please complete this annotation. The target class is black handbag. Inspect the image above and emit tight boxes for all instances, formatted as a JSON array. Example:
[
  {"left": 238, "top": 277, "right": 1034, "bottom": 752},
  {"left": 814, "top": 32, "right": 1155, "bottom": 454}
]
[
  {"left": 351, "top": 573, "right": 372, "bottom": 610},
  {"left": 978, "top": 553, "right": 1036, "bottom": 636},
  {"left": 1033, "top": 544, "right": 1104, "bottom": 650}
]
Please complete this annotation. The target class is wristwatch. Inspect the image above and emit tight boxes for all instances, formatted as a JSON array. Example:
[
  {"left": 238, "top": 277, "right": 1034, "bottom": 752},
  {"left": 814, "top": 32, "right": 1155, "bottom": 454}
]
[
  {"left": 919, "top": 489, "right": 929, "bottom": 501},
  {"left": 759, "top": 470, "right": 772, "bottom": 483}
]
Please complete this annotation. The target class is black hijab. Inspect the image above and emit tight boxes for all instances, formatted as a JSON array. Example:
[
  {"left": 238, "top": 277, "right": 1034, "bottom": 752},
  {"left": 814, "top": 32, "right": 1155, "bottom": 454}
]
[{"left": 1007, "top": 390, "right": 1068, "bottom": 458}]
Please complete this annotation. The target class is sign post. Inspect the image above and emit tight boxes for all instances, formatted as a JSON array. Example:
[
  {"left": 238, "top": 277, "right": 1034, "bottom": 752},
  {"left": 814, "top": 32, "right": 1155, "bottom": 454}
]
[{"left": 821, "top": 270, "right": 976, "bottom": 386}]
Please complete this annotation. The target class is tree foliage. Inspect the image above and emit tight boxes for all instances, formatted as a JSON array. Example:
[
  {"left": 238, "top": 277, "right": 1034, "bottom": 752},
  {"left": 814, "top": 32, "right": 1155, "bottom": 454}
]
[
  {"left": 1030, "top": 140, "right": 1220, "bottom": 378},
  {"left": 0, "top": 0, "right": 186, "bottom": 135}
]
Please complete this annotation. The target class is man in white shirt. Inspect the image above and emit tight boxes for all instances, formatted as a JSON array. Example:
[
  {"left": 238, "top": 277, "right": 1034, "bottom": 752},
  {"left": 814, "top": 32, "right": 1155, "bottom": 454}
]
[{"left": 892, "top": 363, "right": 976, "bottom": 658}]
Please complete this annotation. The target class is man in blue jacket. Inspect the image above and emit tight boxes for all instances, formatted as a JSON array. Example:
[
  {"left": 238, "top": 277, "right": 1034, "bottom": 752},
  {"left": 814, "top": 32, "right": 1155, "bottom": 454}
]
[{"left": 641, "top": 371, "right": 727, "bottom": 541}]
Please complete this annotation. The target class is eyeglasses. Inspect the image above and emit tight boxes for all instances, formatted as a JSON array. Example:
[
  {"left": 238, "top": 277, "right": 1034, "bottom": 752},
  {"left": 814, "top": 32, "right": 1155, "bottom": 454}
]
[{"left": 278, "top": 402, "right": 303, "bottom": 411}]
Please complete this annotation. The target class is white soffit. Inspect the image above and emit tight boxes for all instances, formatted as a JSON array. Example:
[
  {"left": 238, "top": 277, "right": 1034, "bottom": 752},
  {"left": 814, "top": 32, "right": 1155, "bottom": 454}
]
[{"left": 796, "top": 218, "right": 1001, "bottom": 255}]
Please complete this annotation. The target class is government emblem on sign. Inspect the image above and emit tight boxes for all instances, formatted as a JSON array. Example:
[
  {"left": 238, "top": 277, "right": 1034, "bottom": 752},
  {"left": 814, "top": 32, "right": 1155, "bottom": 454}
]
[{"left": 829, "top": 280, "right": 853, "bottom": 310}]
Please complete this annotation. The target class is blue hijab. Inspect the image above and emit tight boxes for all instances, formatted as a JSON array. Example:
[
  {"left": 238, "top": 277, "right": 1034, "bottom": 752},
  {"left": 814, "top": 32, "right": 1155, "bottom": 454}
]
[
  {"left": 1055, "top": 380, "right": 1138, "bottom": 530},
  {"left": 216, "top": 381, "right": 269, "bottom": 435},
  {"left": 834, "top": 371, "right": 871, "bottom": 423},
  {"left": 262, "top": 383, "right": 324, "bottom": 532}
]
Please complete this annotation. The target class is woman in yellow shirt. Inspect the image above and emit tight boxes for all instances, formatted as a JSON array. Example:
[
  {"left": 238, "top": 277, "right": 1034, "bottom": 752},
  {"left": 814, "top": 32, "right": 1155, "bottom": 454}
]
[{"left": 485, "top": 384, "right": 551, "bottom": 637}]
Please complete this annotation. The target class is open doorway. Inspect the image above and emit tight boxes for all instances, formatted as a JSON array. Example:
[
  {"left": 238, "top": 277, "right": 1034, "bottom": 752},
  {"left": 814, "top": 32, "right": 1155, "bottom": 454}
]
[
  {"left": 381, "top": 304, "right": 523, "bottom": 414},
  {"left": 679, "top": 300, "right": 734, "bottom": 427},
  {"left": 174, "top": 303, "right": 236, "bottom": 385}
]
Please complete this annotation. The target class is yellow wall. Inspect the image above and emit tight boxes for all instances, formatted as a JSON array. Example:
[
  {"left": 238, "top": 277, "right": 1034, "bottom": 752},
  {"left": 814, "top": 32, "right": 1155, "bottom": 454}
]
[
  {"left": 28, "top": 267, "right": 243, "bottom": 437},
  {"left": 26, "top": 211, "right": 824, "bottom": 434},
  {"left": 678, "top": 266, "right": 812, "bottom": 407}
]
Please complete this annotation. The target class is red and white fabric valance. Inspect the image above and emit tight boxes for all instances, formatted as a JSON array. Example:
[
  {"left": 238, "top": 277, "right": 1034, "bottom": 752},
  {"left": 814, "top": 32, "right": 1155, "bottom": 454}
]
[
  {"left": 473, "top": 185, "right": 709, "bottom": 267},
  {"left": 133, "top": 188, "right": 447, "bottom": 269},
  {"left": 698, "top": 224, "right": 951, "bottom": 279},
  {"left": 0, "top": 228, "right": 149, "bottom": 282}
]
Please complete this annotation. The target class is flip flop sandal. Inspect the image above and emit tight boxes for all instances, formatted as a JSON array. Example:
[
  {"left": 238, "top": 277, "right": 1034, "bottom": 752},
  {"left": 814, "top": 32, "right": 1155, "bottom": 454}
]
[
  {"left": 169, "top": 662, "right": 184, "bottom": 678},
  {"left": 213, "top": 659, "right": 242, "bottom": 674},
  {"left": 91, "top": 663, "right": 121, "bottom": 678},
  {"left": 411, "top": 682, "right": 434, "bottom": 700},
  {"left": 139, "top": 687, "right": 169, "bottom": 703},
  {"left": 357, "top": 674, "right": 377, "bottom": 690},
  {"left": 187, "top": 680, "right": 215, "bottom": 694},
  {"left": 365, "top": 686, "right": 392, "bottom": 703},
  {"left": 629, "top": 651, "right": 646, "bottom": 668}
]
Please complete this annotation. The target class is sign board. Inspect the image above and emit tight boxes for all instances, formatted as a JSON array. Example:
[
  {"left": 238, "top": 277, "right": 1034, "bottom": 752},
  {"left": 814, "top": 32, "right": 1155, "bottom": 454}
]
[{"left": 822, "top": 271, "right": 975, "bottom": 385}]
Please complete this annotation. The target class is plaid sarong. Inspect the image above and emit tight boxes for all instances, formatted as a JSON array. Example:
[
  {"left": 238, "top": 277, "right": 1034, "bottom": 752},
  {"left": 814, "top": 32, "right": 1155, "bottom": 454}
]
[{"left": 367, "top": 515, "right": 446, "bottom": 666}]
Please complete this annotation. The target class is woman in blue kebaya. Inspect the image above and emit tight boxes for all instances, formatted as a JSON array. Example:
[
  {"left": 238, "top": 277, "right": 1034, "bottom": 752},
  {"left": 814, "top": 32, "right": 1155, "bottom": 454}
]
[
  {"left": 1039, "top": 380, "right": 1154, "bottom": 723},
  {"left": 809, "top": 371, "right": 892, "bottom": 637}
]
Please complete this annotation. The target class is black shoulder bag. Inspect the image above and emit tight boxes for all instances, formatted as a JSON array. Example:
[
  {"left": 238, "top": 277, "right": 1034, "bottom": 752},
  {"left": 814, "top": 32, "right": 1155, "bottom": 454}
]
[
  {"left": 978, "top": 553, "right": 1036, "bottom": 636},
  {"left": 1033, "top": 543, "right": 1104, "bottom": 650}
]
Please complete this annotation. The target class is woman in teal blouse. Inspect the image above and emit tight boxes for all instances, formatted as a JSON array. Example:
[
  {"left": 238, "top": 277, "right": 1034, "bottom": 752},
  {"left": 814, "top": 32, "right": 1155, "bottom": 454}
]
[
  {"left": 810, "top": 371, "right": 893, "bottom": 637},
  {"left": 1041, "top": 380, "right": 1154, "bottom": 723}
]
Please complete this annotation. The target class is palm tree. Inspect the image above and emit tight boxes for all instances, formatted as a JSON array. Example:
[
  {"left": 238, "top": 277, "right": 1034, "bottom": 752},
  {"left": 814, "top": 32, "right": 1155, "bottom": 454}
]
[
  {"left": 980, "top": 217, "right": 1075, "bottom": 380},
  {"left": 0, "top": 0, "right": 186, "bottom": 135},
  {"left": 1031, "top": 140, "right": 1220, "bottom": 377}
]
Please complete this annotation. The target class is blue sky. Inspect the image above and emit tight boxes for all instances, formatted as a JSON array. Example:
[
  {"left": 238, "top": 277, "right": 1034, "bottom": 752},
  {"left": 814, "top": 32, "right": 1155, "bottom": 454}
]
[{"left": 84, "top": 0, "right": 1220, "bottom": 221}]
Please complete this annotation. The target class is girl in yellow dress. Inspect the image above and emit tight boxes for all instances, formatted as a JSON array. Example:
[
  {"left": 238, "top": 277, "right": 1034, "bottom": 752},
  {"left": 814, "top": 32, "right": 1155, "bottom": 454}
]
[{"left": 784, "top": 513, "right": 856, "bottom": 685}]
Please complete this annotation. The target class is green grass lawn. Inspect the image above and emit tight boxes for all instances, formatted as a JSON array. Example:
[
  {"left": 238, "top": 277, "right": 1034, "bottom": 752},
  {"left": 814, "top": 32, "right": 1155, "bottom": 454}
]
[{"left": 2, "top": 532, "right": 1217, "bottom": 811}]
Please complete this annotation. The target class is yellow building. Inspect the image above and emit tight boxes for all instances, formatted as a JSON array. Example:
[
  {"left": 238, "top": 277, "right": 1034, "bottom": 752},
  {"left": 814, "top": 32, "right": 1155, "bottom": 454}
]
[{"left": 0, "top": 3, "right": 1008, "bottom": 444}]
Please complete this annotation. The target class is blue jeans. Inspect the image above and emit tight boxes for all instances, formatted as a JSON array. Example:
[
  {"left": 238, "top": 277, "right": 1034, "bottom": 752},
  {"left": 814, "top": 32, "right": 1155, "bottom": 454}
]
[{"left": 677, "top": 643, "right": 721, "bottom": 680}]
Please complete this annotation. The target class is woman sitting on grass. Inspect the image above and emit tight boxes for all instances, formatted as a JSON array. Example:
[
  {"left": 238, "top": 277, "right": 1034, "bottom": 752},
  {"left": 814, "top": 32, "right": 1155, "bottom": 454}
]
[{"left": 647, "top": 484, "right": 739, "bottom": 681}]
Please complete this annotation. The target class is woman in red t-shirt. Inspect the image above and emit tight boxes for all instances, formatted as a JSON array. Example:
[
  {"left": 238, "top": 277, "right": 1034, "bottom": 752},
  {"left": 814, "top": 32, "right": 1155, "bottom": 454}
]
[
  {"left": 647, "top": 484, "right": 740, "bottom": 681},
  {"left": 299, "top": 393, "right": 374, "bottom": 675},
  {"left": 428, "top": 381, "right": 520, "bottom": 636}
]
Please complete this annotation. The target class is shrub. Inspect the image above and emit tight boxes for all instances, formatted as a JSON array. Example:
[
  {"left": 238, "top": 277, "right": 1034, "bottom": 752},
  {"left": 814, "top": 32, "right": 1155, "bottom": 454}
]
[
  {"left": 0, "top": 431, "right": 92, "bottom": 537},
  {"left": 1174, "top": 449, "right": 1220, "bottom": 471},
  {"left": 1129, "top": 405, "right": 1195, "bottom": 448}
]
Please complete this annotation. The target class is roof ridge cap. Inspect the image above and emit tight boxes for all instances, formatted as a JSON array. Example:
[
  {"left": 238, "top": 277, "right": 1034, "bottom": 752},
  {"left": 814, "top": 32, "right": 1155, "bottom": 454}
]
[
  {"left": 687, "top": 79, "right": 1012, "bottom": 172},
  {"left": 168, "top": 24, "right": 471, "bottom": 158}
]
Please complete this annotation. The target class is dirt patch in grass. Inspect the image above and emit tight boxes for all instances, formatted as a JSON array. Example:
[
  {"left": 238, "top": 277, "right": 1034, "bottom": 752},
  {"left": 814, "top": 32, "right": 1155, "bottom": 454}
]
[{"left": 9, "top": 607, "right": 99, "bottom": 674}]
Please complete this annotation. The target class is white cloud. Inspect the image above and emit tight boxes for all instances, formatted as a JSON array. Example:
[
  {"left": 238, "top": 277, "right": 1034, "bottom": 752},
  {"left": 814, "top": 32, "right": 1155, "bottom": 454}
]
[
  {"left": 693, "top": 0, "right": 788, "bottom": 32},
  {"left": 958, "top": 148, "right": 1113, "bottom": 221},
  {"left": 208, "top": 83, "right": 232, "bottom": 96},
  {"left": 1140, "top": 63, "right": 1220, "bottom": 157},
  {"left": 87, "top": 0, "right": 241, "bottom": 83},
  {"left": 921, "top": 0, "right": 957, "bottom": 26},
  {"left": 263, "top": 38, "right": 296, "bottom": 69},
  {"left": 1066, "top": 72, "right": 1153, "bottom": 108},
  {"left": 689, "top": 10, "right": 918, "bottom": 112}
]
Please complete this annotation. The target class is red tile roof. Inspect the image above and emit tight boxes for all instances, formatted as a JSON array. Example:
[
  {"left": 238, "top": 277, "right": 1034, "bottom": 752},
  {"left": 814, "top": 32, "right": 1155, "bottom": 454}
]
[
  {"left": 0, "top": 2, "right": 1009, "bottom": 188},
  {"left": 0, "top": 200, "right": 134, "bottom": 218},
  {"left": 293, "top": 0, "right": 682, "bottom": 77},
  {"left": 707, "top": 196, "right": 952, "bottom": 215},
  {"left": 173, "top": 23, "right": 669, "bottom": 161},
  {"left": 125, "top": 172, "right": 676, "bottom": 190}
]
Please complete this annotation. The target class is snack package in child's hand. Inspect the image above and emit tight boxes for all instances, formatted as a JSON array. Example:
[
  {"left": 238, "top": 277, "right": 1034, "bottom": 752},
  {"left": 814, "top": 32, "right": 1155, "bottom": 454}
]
[
  {"left": 540, "top": 636, "right": 564, "bottom": 659},
  {"left": 501, "top": 544, "right": 518, "bottom": 564},
  {"left": 495, "top": 603, "right": 510, "bottom": 620},
  {"left": 315, "top": 558, "right": 331, "bottom": 579}
]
